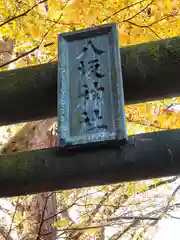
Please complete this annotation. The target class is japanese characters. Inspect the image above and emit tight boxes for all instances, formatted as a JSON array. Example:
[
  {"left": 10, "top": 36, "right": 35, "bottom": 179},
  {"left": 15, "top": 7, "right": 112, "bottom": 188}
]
[{"left": 76, "top": 40, "right": 108, "bottom": 133}]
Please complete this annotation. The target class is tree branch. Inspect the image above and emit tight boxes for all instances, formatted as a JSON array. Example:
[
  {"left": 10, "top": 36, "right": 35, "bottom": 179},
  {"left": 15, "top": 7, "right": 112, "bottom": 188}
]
[
  {"left": 0, "top": 0, "right": 47, "bottom": 28},
  {"left": 102, "top": 0, "right": 146, "bottom": 22},
  {"left": 123, "top": 0, "right": 154, "bottom": 22}
]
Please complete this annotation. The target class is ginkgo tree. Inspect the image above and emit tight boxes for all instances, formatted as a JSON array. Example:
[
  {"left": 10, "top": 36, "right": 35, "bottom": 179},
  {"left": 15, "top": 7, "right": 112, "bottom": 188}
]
[{"left": 0, "top": 0, "right": 180, "bottom": 239}]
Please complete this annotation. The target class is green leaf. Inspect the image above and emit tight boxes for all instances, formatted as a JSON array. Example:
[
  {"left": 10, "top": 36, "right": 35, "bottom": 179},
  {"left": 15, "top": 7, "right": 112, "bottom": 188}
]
[{"left": 54, "top": 218, "right": 70, "bottom": 227}]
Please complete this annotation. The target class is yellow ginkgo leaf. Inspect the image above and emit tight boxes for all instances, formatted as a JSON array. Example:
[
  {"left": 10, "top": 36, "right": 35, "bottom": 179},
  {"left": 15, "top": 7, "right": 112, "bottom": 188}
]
[
  {"left": 54, "top": 218, "right": 70, "bottom": 227},
  {"left": 27, "top": 24, "right": 41, "bottom": 39},
  {"left": 85, "top": 227, "right": 100, "bottom": 235}
]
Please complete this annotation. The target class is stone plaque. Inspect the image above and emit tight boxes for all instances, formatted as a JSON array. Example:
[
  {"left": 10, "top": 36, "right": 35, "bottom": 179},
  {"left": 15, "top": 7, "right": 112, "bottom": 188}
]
[{"left": 58, "top": 23, "right": 127, "bottom": 148}]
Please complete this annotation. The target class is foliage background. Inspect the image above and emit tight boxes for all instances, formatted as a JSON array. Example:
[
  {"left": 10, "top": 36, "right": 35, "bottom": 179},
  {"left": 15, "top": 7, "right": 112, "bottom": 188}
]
[{"left": 0, "top": 0, "right": 180, "bottom": 239}]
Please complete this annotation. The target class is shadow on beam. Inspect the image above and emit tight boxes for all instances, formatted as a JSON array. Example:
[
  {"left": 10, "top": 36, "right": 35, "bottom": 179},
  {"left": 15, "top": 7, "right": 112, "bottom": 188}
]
[
  {"left": 0, "top": 36, "right": 180, "bottom": 126},
  {"left": 0, "top": 129, "right": 180, "bottom": 197}
]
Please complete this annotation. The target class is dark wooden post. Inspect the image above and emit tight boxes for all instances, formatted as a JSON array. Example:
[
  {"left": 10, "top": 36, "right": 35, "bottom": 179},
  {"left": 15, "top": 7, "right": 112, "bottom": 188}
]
[
  {"left": 0, "top": 129, "right": 179, "bottom": 197},
  {"left": 0, "top": 36, "right": 180, "bottom": 126}
]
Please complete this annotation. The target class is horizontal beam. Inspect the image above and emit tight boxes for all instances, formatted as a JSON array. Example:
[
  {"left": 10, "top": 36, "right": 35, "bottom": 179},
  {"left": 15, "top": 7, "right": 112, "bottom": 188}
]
[
  {"left": 0, "top": 36, "right": 180, "bottom": 126},
  {"left": 0, "top": 129, "right": 180, "bottom": 197}
]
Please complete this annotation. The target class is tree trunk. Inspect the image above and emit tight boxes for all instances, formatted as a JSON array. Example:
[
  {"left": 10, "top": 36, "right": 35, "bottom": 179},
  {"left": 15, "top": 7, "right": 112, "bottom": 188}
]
[
  {"left": 0, "top": 36, "right": 15, "bottom": 71},
  {"left": 0, "top": 119, "right": 57, "bottom": 240}
]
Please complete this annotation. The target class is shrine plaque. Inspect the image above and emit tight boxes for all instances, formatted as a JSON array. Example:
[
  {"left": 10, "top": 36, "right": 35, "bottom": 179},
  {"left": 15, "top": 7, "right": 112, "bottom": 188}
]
[{"left": 57, "top": 23, "right": 127, "bottom": 148}]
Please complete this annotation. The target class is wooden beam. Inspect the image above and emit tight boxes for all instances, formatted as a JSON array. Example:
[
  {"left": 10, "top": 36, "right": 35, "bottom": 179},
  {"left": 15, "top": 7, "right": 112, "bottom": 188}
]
[
  {"left": 0, "top": 36, "right": 180, "bottom": 126},
  {"left": 0, "top": 129, "right": 180, "bottom": 197}
]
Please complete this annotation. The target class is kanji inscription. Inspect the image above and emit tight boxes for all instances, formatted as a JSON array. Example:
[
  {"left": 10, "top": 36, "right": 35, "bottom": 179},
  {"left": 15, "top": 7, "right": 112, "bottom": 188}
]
[
  {"left": 77, "top": 40, "right": 107, "bottom": 133},
  {"left": 58, "top": 23, "right": 127, "bottom": 148}
]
